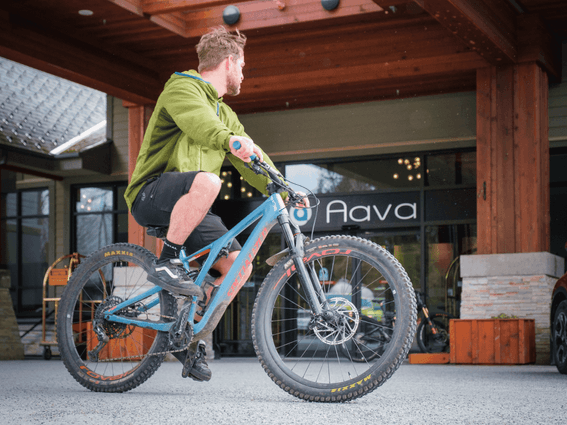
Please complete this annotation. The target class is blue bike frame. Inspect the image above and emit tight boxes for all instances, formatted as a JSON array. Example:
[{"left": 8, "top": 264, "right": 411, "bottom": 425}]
[{"left": 103, "top": 193, "right": 288, "bottom": 335}]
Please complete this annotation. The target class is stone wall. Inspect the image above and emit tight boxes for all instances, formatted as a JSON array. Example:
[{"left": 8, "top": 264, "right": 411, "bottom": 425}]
[
  {"left": 0, "top": 270, "right": 25, "bottom": 360},
  {"left": 460, "top": 252, "right": 565, "bottom": 364}
]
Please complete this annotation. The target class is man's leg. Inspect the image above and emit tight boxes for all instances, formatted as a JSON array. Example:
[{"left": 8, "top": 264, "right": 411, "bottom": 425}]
[
  {"left": 166, "top": 172, "right": 222, "bottom": 245},
  {"left": 148, "top": 172, "right": 222, "bottom": 296},
  {"left": 180, "top": 250, "right": 253, "bottom": 381}
]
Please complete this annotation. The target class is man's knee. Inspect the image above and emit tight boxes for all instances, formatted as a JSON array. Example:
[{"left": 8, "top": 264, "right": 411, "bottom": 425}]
[
  {"left": 214, "top": 251, "right": 250, "bottom": 276},
  {"left": 193, "top": 172, "right": 221, "bottom": 194}
]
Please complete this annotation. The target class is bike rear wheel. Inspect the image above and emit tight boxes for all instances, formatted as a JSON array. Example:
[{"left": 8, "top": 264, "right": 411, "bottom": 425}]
[
  {"left": 56, "top": 243, "right": 177, "bottom": 392},
  {"left": 416, "top": 313, "right": 452, "bottom": 353},
  {"left": 252, "top": 235, "right": 416, "bottom": 402}
]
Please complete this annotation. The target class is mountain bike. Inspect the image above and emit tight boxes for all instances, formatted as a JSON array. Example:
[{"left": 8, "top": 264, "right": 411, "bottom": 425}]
[
  {"left": 415, "top": 291, "right": 453, "bottom": 353},
  {"left": 56, "top": 147, "right": 417, "bottom": 402}
]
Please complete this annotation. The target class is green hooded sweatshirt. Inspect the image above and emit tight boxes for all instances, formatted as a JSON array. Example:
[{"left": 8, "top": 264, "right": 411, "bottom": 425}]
[{"left": 124, "top": 70, "right": 280, "bottom": 210}]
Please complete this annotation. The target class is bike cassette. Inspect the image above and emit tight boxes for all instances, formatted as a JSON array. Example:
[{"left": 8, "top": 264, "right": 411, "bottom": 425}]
[{"left": 312, "top": 297, "right": 360, "bottom": 345}]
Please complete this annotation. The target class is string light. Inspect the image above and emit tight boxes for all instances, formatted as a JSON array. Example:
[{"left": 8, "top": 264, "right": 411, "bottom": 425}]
[{"left": 395, "top": 156, "right": 422, "bottom": 182}]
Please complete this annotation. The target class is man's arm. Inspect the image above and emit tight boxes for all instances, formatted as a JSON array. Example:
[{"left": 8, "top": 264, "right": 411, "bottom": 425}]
[{"left": 164, "top": 79, "right": 234, "bottom": 152}]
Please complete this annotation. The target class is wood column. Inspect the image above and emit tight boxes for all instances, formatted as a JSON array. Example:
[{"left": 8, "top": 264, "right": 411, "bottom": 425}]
[
  {"left": 476, "top": 63, "right": 550, "bottom": 254},
  {"left": 125, "top": 103, "right": 162, "bottom": 255}
]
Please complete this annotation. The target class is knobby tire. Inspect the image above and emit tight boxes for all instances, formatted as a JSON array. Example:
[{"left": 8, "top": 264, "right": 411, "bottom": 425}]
[
  {"left": 57, "top": 243, "right": 176, "bottom": 392},
  {"left": 252, "top": 235, "right": 416, "bottom": 402}
]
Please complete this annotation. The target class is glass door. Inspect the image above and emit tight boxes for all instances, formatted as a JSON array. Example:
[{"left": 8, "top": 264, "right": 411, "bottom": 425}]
[{"left": 359, "top": 229, "right": 421, "bottom": 293}]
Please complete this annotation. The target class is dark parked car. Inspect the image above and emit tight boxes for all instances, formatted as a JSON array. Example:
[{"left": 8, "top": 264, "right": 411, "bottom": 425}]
[{"left": 551, "top": 271, "right": 567, "bottom": 374}]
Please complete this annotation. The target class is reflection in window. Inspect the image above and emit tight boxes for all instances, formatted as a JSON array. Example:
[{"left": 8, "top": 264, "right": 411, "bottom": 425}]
[
  {"left": 73, "top": 184, "right": 128, "bottom": 256},
  {"left": 75, "top": 187, "right": 113, "bottom": 212},
  {"left": 366, "top": 232, "right": 421, "bottom": 293},
  {"left": 285, "top": 158, "right": 423, "bottom": 194},
  {"left": 426, "top": 224, "right": 477, "bottom": 316},
  {"left": 0, "top": 187, "right": 50, "bottom": 315},
  {"left": 426, "top": 152, "right": 476, "bottom": 187},
  {"left": 218, "top": 169, "right": 262, "bottom": 200}
]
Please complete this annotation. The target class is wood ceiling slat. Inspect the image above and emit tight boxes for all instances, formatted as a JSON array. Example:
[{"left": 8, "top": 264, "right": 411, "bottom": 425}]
[
  {"left": 143, "top": 0, "right": 251, "bottom": 15},
  {"left": 184, "top": 0, "right": 383, "bottom": 38},
  {"left": 418, "top": 0, "right": 517, "bottom": 64},
  {"left": 241, "top": 52, "right": 486, "bottom": 96},
  {"left": 228, "top": 70, "right": 477, "bottom": 113}
]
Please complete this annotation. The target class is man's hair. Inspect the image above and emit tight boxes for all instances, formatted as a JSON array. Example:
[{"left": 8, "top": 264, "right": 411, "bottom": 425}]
[{"left": 196, "top": 27, "right": 247, "bottom": 73}]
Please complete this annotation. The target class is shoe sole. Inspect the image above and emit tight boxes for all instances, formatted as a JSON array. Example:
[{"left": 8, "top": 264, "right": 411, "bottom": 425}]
[
  {"left": 189, "top": 370, "right": 211, "bottom": 382},
  {"left": 147, "top": 274, "right": 203, "bottom": 297}
]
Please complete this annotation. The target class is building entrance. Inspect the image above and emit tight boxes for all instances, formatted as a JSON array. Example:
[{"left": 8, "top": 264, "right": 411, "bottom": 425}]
[{"left": 212, "top": 149, "right": 477, "bottom": 357}]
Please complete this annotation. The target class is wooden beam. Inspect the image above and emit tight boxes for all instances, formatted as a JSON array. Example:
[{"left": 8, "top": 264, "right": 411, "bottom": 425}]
[
  {"left": 0, "top": 10, "right": 161, "bottom": 105},
  {"left": 105, "top": 0, "right": 187, "bottom": 37},
  {"left": 143, "top": 0, "right": 253, "bottom": 15},
  {"left": 0, "top": 164, "right": 63, "bottom": 181},
  {"left": 240, "top": 51, "right": 487, "bottom": 97},
  {"left": 417, "top": 0, "right": 517, "bottom": 65},
  {"left": 517, "top": 14, "right": 561, "bottom": 80},
  {"left": 513, "top": 63, "right": 550, "bottom": 253},
  {"left": 127, "top": 104, "right": 147, "bottom": 250},
  {"left": 183, "top": 0, "right": 384, "bottom": 38},
  {"left": 476, "top": 63, "right": 550, "bottom": 254},
  {"left": 126, "top": 103, "right": 162, "bottom": 255}
]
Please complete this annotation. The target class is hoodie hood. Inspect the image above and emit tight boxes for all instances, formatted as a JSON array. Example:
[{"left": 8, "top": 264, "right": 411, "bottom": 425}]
[{"left": 168, "top": 70, "right": 220, "bottom": 101}]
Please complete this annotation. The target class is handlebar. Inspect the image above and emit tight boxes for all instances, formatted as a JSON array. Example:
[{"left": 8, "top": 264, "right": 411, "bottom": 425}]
[
  {"left": 232, "top": 139, "right": 305, "bottom": 204},
  {"left": 232, "top": 140, "right": 258, "bottom": 162}
]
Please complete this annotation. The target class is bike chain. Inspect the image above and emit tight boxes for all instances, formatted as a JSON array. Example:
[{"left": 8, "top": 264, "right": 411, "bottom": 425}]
[{"left": 95, "top": 309, "right": 192, "bottom": 363}]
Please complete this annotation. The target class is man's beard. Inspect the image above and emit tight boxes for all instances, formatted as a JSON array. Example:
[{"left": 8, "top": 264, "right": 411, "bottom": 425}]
[{"left": 226, "top": 71, "right": 241, "bottom": 96}]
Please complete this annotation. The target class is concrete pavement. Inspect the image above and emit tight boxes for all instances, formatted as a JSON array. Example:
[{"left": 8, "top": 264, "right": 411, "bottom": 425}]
[{"left": 0, "top": 358, "right": 565, "bottom": 425}]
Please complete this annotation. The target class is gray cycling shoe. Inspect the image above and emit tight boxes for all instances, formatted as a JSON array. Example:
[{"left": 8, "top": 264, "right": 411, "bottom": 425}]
[
  {"left": 182, "top": 340, "right": 212, "bottom": 381},
  {"left": 147, "top": 260, "right": 203, "bottom": 297}
]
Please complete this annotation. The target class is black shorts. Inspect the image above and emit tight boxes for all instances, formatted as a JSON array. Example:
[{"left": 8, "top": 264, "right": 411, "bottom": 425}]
[{"left": 131, "top": 171, "right": 241, "bottom": 255}]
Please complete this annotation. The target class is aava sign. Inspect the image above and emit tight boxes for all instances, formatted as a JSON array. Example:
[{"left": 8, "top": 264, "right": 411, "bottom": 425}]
[{"left": 290, "top": 192, "right": 420, "bottom": 230}]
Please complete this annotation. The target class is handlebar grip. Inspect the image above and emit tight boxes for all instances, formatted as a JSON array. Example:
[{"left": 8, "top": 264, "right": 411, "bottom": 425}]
[{"left": 232, "top": 140, "right": 257, "bottom": 161}]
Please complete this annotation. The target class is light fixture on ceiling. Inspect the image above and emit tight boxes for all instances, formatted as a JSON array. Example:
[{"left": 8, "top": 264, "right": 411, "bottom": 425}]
[
  {"left": 78, "top": 10, "right": 94, "bottom": 16},
  {"left": 223, "top": 5, "right": 240, "bottom": 25}
]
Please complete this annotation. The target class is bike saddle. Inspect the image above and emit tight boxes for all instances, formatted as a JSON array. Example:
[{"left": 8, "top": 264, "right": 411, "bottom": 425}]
[{"left": 146, "top": 226, "right": 168, "bottom": 239}]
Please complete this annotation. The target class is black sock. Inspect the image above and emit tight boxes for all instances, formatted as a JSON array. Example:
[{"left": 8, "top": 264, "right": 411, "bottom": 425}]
[{"left": 158, "top": 239, "right": 183, "bottom": 263}]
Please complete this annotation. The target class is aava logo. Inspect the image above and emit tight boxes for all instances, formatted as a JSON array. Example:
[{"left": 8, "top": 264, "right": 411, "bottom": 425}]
[{"left": 289, "top": 207, "right": 312, "bottom": 227}]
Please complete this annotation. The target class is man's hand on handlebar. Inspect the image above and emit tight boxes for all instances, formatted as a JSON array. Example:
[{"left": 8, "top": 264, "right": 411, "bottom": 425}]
[
  {"left": 291, "top": 191, "right": 310, "bottom": 209},
  {"left": 229, "top": 136, "right": 263, "bottom": 163},
  {"left": 286, "top": 189, "right": 310, "bottom": 209}
]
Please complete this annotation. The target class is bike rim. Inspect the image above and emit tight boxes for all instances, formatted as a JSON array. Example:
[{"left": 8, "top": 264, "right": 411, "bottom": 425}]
[
  {"left": 61, "top": 256, "right": 170, "bottom": 380},
  {"left": 555, "top": 311, "right": 567, "bottom": 365},
  {"left": 266, "top": 251, "right": 402, "bottom": 386}
]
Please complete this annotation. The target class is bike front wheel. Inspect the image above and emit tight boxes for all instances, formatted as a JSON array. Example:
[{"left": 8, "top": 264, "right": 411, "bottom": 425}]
[
  {"left": 252, "top": 235, "right": 416, "bottom": 402},
  {"left": 56, "top": 243, "right": 177, "bottom": 392},
  {"left": 416, "top": 313, "right": 453, "bottom": 353}
]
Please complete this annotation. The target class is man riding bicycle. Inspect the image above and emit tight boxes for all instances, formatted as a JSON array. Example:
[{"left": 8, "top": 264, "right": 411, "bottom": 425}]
[{"left": 124, "top": 27, "right": 290, "bottom": 382}]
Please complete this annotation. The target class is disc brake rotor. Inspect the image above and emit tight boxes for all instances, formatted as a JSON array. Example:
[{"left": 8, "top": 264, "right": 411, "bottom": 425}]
[{"left": 313, "top": 297, "right": 360, "bottom": 345}]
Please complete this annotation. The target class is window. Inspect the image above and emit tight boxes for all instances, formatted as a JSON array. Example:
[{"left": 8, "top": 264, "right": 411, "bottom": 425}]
[
  {"left": 1, "top": 188, "right": 49, "bottom": 315},
  {"left": 285, "top": 158, "right": 423, "bottom": 194},
  {"left": 426, "top": 151, "right": 476, "bottom": 187},
  {"left": 218, "top": 169, "right": 263, "bottom": 200},
  {"left": 71, "top": 183, "right": 128, "bottom": 256}
]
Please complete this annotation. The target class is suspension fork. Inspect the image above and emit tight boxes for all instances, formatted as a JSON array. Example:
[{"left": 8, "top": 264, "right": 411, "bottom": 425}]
[
  {"left": 278, "top": 214, "right": 326, "bottom": 315},
  {"left": 421, "top": 306, "right": 438, "bottom": 335}
]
